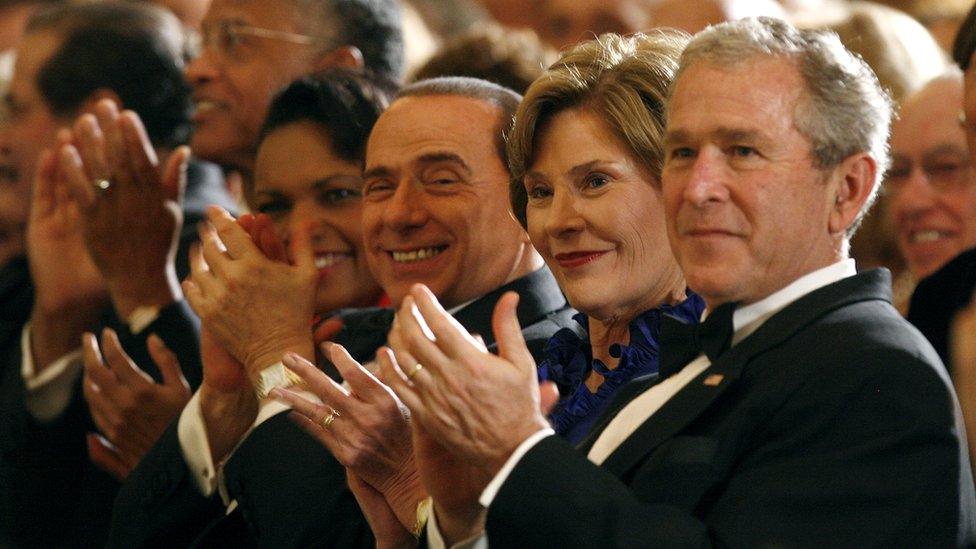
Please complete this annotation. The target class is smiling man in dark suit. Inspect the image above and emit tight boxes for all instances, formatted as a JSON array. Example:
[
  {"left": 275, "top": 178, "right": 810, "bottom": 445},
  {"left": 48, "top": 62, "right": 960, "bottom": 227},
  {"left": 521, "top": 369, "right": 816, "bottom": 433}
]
[
  {"left": 386, "top": 17, "right": 976, "bottom": 547},
  {"left": 111, "top": 77, "right": 576, "bottom": 547}
]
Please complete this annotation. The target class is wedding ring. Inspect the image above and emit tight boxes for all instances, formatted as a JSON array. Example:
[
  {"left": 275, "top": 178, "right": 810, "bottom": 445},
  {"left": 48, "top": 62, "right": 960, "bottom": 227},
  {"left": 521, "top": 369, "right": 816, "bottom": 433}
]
[
  {"left": 321, "top": 407, "right": 341, "bottom": 428},
  {"left": 405, "top": 363, "right": 423, "bottom": 380},
  {"left": 93, "top": 178, "right": 111, "bottom": 195}
]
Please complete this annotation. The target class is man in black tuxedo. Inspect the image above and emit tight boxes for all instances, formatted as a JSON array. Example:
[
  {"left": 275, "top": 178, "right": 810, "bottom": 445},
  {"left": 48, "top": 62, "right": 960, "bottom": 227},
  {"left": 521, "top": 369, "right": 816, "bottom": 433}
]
[
  {"left": 384, "top": 17, "right": 976, "bottom": 547},
  {"left": 0, "top": 3, "right": 238, "bottom": 547},
  {"left": 111, "top": 78, "right": 576, "bottom": 546}
]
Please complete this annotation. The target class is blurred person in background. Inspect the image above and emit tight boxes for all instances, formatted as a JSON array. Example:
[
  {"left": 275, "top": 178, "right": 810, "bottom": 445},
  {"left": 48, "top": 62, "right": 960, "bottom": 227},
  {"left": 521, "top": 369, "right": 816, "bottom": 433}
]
[
  {"left": 186, "top": 0, "right": 403, "bottom": 179},
  {"left": 0, "top": 2, "right": 236, "bottom": 546},
  {"left": 887, "top": 72, "right": 976, "bottom": 313},
  {"left": 411, "top": 22, "right": 557, "bottom": 94}
]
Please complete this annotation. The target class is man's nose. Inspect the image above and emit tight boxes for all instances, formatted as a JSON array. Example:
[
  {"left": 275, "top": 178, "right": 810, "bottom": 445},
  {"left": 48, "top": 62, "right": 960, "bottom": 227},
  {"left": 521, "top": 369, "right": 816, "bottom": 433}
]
[
  {"left": 382, "top": 181, "right": 427, "bottom": 231},
  {"left": 683, "top": 149, "right": 729, "bottom": 207}
]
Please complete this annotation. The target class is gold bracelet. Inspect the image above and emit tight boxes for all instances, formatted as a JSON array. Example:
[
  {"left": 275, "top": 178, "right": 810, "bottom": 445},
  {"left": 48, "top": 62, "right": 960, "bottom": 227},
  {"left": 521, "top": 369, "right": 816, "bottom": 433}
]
[{"left": 413, "top": 496, "right": 433, "bottom": 537}]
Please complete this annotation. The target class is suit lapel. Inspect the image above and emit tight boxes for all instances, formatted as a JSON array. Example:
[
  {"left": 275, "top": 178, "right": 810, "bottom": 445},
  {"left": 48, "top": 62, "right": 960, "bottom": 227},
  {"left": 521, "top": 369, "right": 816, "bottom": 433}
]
[
  {"left": 597, "top": 269, "right": 893, "bottom": 478},
  {"left": 453, "top": 266, "right": 566, "bottom": 348}
]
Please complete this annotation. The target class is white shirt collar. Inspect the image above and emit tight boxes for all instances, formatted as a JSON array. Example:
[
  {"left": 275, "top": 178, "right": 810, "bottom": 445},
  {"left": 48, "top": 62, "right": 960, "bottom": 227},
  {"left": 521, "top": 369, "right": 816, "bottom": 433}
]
[{"left": 729, "top": 258, "right": 857, "bottom": 345}]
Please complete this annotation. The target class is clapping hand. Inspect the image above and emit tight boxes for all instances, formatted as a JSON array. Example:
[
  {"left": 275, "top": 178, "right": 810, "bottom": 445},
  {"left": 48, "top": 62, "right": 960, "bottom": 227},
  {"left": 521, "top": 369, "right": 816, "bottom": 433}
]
[
  {"left": 183, "top": 206, "right": 317, "bottom": 381},
  {"left": 58, "top": 99, "right": 187, "bottom": 318},
  {"left": 82, "top": 330, "right": 190, "bottom": 480}
]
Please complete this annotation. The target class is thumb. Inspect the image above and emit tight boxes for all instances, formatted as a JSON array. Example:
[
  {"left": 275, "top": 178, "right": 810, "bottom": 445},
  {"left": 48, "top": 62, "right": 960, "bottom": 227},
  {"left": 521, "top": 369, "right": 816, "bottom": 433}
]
[
  {"left": 86, "top": 433, "right": 132, "bottom": 481},
  {"left": 539, "top": 380, "right": 559, "bottom": 416},
  {"left": 491, "top": 292, "right": 535, "bottom": 371},
  {"left": 314, "top": 316, "right": 345, "bottom": 346},
  {"left": 147, "top": 333, "right": 189, "bottom": 391},
  {"left": 290, "top": 220, "right": 315, "bottom": 271},
  {"left": 162, "top": 145, "right": 190, "bottom": 204}
]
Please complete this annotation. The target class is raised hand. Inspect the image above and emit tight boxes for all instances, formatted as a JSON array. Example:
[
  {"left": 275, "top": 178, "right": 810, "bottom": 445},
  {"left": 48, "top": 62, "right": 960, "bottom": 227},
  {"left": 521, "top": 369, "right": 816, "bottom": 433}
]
[
  {"left": 379, "top": 286, "right": 550, "bottom": 544},
  {"left": 198, "top": 325, "right": 258, "bottom": 463},
  {"left": 82, "top": 330, "right": 191, "bottom": 479},
  {"left": 58, "top": 99, "right": 187, "bottom": 318},
  {"left": 271, "top": 346, "right": 423, "bottom": 530},
  {"left": 27, "top": 139, "right": 107, "bottom": 372},
  {"left": 183, "top": 205, "right": 317, "bottom": 381},
  {"left": 384, "top": 286, "right": 548, "bottom": 474}
]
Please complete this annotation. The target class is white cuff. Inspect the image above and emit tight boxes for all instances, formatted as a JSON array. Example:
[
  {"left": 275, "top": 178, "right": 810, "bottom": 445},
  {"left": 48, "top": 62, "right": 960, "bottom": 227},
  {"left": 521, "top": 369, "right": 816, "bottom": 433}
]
[
  {"left": 478, "top": 428, "right": 553, "bottom": 508},
  {"left": 178, "top": 391, "right": 219, "bottom": 497},
  {"left": 426, "top": 505, "right": 488, "bottom": 549},
  {"left": 177, "top": 387, "right": 322, "bottom": 504},
  {"left": 20, "top": 324, "right": 84, "bottom": 422}
]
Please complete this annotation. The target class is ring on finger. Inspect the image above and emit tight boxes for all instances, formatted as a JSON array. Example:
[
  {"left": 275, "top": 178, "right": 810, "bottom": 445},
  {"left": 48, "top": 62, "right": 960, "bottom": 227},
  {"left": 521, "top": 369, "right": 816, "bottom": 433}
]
[
  {"left": 405, "top": 363, "right": 424, "bottom": 380},
  {"left": 321, "top": 407, "right": 341, "bottom": 428},
  {"left": 92, "top": 178, "right": 111, "bottom": 195}
]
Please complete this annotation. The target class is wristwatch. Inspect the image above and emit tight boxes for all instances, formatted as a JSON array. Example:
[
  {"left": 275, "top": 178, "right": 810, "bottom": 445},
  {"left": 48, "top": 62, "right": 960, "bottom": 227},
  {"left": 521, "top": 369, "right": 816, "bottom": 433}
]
[{"left": 255, "top": 361, "right": 305, "bottom": 399}]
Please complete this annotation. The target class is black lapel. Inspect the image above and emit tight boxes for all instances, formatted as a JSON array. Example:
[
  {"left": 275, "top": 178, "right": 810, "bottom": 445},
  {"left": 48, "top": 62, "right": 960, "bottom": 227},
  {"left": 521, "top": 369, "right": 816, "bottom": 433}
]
[
  {"left": 576, "top": 373, "right": 661, "bottom": 454},
  {"left": 0, "top": 256, "right": 33, "bottom": 351},
  {"left": 452, "top": 266, "right": 566, "bottom": 348},
  {"left": 598, "top": 269, "right": 892, "bottom": 478}
]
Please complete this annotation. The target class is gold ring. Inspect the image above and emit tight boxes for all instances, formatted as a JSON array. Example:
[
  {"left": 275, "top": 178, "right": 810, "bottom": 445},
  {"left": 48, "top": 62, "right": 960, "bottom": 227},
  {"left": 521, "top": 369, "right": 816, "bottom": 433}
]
[
  {"left": 406, "top": 363, "right": 423, "bottom": 380},
  {"left": 321, "top": 407, "right": 341, "bottom": 428},
  {"left": 93, "top": 178, "right": 111, "bottom": 195}
]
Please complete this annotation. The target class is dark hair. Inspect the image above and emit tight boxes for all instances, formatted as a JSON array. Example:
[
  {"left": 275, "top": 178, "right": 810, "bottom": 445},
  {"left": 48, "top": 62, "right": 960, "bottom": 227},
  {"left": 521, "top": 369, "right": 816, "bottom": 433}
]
[
  {"left": 952, "top": 3, "right": 976, "bottom": 69},
  {"left": 411, "top": 23, "right": 557, "bottom": 94},
  {"left": 27, "top": 1, "right": 192, "bottom": 149},
  {"left": 296, "top": 0, "right": 405, "bottom": 82},
  {"left": 397, "top": 76, "right": 522, "bottom": 166},
  {"left": 259, "top": 68, "right": 398, "bottom": 165}
]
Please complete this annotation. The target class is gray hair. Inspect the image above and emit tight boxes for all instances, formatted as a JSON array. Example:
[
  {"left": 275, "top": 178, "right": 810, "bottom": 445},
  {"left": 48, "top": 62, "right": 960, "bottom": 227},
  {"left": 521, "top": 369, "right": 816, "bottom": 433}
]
[{"left": 672, "top": 17, "right": 893, "bottom": 236}]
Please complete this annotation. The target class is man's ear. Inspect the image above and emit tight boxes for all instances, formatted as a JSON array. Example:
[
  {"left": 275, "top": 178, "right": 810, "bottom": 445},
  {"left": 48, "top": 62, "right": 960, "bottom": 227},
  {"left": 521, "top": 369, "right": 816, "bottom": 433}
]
[
  {"left": 314, "top": 45, "right": 364, "bottom": 72},
  {"left": 828, "top": 152, "right": 877, "bottom": 236},
  {"left": 79, "top": 88, "right": 122, "bottom": 115}
]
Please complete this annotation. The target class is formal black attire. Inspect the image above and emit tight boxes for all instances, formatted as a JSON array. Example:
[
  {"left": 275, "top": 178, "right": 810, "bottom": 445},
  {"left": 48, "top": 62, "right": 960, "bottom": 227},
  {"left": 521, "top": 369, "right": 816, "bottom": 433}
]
[
  {"left": 0, "top": 159, "right": 235, "bottom": 548},
  {"left": 485, "top": 270, "right": 974, "bottom": 547},
  {"left": 110, "top": 266, "right": 577, "bottom": 548},
  {"left": 907, "top": 246, "right": 976, "bottom": 374}
]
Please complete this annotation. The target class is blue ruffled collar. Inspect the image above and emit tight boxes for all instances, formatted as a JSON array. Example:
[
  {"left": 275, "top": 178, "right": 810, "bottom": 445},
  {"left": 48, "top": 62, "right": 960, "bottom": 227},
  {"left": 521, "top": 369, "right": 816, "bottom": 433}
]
[{"left": 538, "top": 292, "right": 705, "bottom": 441}]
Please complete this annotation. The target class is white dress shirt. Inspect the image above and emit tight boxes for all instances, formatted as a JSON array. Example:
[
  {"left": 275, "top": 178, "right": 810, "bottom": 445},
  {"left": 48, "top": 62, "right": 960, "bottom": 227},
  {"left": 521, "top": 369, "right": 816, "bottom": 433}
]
[{"left": 425, "top": 259, "right": 858, "bottom": 548}]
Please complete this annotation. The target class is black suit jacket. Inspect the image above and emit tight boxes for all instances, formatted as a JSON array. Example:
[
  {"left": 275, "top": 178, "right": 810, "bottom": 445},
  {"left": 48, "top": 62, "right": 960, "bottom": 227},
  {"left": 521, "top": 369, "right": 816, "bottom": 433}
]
[
  {"left": 0, "top": 159, "right": 235, "bottom": 548},
  {"left": 486, "top": 270, "right": 975, "bottom": 548},
  {"left": 907, "top": 246, "right": 976, "bottom": 374},
  {"left": 110, "top": 266, "right": 576, "bottom": 548}
]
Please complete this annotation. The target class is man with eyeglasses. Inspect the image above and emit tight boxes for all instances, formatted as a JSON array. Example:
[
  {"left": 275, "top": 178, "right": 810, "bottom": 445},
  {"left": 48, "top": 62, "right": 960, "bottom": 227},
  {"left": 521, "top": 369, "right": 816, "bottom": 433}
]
[
  {"left": 185, "top": 0, "right": 403, "bottom": 177},
  {"left": 904, "top": 16, "right": 976, "bottom": 370},
  {"left": 888, "top": 73, "right": 976, "bottom": 291}
]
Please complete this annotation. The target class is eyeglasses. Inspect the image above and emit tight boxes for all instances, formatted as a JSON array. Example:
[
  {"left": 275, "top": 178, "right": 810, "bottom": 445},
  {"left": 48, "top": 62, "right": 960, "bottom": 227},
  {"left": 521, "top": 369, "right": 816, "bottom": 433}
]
[
  {"left": 190, "top": 20, "right": 327, "bottom": 61},
  {"left": 885, "top": 154, "right": 974, "bottom": 194}
]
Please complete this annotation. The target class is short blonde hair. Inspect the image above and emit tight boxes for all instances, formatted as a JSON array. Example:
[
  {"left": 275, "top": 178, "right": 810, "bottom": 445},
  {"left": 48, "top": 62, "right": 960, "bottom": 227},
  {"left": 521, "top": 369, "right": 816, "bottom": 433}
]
[{"left": 507, "top": 31, "right": 688, "bottom": 227}]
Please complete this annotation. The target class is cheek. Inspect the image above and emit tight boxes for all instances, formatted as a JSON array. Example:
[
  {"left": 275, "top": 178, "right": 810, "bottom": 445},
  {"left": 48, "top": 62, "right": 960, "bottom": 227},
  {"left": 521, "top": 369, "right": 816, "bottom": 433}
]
[{"left": 525, "top": 210, "right": 549, "bottom": 255}]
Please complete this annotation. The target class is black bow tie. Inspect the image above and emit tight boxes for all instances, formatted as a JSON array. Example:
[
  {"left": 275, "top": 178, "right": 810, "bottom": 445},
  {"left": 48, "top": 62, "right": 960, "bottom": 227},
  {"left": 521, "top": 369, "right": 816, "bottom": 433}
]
[{"left": 659, "top": 301, "right": 737, "bottom": 378}]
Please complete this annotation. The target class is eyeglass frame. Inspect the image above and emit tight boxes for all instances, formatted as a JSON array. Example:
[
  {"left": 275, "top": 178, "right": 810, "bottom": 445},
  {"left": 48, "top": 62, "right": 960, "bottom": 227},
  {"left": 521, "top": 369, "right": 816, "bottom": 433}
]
[
  {"left": 884, "top": 146, "right": 974, "bottom": 195},
  {"left": 187, "top": 20, "right": 331, "bottom": 61}
]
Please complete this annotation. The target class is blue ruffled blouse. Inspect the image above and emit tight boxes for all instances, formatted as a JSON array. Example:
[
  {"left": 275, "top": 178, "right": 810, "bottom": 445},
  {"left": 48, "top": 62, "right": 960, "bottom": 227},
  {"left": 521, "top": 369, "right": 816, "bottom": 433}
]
[{"left": 538, "top": 293, "right": 705, "bottom": 445}]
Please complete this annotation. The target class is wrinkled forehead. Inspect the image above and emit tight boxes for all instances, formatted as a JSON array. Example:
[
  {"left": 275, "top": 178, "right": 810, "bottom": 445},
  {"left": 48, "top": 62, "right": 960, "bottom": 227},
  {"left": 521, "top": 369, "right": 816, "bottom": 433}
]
[
  {"left": 365, "top": 95, "right": 505, "bottom": 171},
  {"left": 666, "top": 58, "right": 806, "bottom": 136}
]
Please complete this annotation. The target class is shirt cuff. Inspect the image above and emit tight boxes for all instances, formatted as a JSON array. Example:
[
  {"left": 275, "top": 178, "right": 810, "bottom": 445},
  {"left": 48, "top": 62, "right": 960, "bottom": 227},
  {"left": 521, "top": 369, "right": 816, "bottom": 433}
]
[
  {"left": 478, "top": 428, "right": 554, "bottom": 508},
  {"left": 177, "top": 387, "right": 322, "bottom": 503},
  {"left": 178, "top": 391, "right": 219, "bottom": 497},
  {"left": 20, "top": 323, "right": 84, "bottom": 422},
  {"left": 426, "top": 505, "right": 488, "bottom": 549}
]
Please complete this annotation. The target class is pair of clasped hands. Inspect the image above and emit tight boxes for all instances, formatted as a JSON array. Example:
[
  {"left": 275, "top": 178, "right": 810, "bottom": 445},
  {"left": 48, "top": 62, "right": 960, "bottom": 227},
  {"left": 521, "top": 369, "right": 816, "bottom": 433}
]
[{"left": 183, "top": 203, "right": 562, "bottom": 545}]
